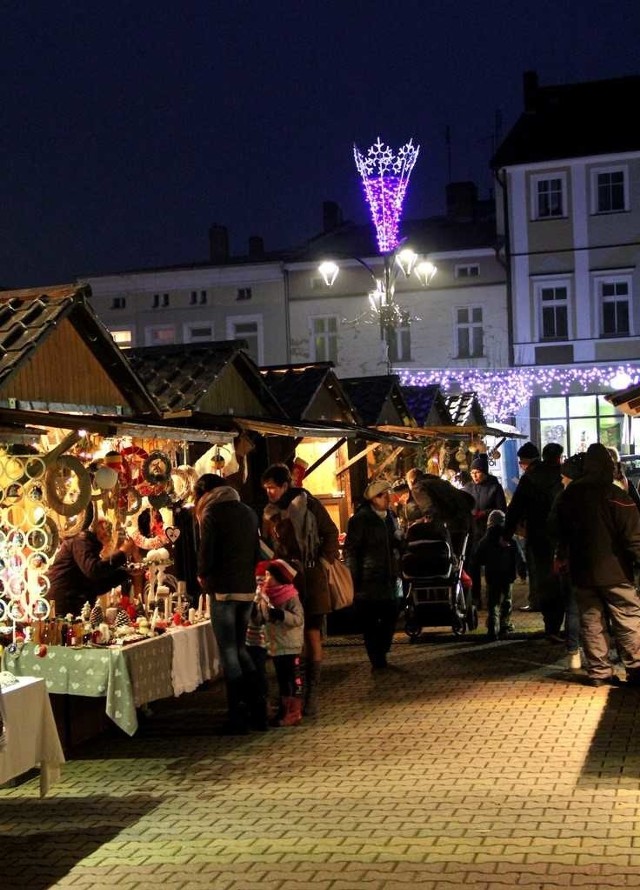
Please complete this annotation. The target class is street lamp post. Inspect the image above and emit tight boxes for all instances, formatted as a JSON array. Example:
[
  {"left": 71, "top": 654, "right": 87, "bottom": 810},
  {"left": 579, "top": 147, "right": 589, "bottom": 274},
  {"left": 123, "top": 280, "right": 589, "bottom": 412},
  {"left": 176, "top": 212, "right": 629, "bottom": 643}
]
[{"left": 318, "top": 138, "right": 436, "bottom": 375}]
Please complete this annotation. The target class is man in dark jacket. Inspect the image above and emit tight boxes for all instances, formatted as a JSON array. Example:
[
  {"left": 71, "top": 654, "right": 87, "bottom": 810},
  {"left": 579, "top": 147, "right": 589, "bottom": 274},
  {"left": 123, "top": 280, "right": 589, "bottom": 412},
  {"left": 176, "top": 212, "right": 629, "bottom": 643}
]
[
  {"left": 462, "top": 453, "right": 507, "bottom": 607},
  {"left": 554, "top": 443, "right": 640, "bottom": 686},
  {"left": 195, "top": 473, "right": 262, "bottom": 733},
  {"left": 344, "top": 479, "right": 402, "bottom": 669},
  {"left": 504, "top": 441, "right": 564, "bottom": 632},
  {"left": 47, "top": 519, "right": 134, "bottom": 617}
]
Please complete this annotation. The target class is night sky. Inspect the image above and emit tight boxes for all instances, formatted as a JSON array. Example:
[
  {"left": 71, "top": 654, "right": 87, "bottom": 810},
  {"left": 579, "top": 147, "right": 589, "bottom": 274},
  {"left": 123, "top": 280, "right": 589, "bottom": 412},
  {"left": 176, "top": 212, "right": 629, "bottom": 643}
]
[{"left": 3, "top": 0, "right": 639, "bottom": 288}]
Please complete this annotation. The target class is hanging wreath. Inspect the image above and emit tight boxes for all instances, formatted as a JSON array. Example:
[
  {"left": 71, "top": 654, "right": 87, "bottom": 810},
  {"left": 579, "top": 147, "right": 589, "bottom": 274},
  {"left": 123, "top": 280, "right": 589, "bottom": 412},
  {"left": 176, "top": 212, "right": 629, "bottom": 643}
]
[
  {"left": 44, "top": 455, "right": 92, "bottom": 517},
  {"left": 126, "top": 504, "right": 168, "bottom": 552},
  {"left": 119, "top": 445, "right": 148, "bottom": 486},
  {"left": 142, "top": 450, "right": 172, "bottom": 485}
]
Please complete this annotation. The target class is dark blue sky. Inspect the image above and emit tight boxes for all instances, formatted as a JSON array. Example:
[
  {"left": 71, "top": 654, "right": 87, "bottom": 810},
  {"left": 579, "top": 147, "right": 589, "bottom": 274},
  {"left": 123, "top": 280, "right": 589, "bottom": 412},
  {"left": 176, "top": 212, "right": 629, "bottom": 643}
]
[{"left": 2, "top": 0, "right": 639, "bottom": 288}]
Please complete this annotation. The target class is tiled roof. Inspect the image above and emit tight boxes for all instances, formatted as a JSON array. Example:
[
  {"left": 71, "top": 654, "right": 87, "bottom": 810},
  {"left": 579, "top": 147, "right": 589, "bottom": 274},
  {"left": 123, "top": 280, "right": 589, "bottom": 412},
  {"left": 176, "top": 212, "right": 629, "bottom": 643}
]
[
  {"left": 402, "top": 385, "right": 451, "bottom": 427},
  {"left": 342, "top": 376, "right": 411, "bottom": 426},
  {"left": 128, "top": 342, "right": 281, "bottom": 415},
  {"left": 0, "top": 285, "right": 80, "bottom": 388},
  {"left": 0, "top": 283, "right": 157, "bottom": 413},
  {"left": 260, "top": 364, "right": 357, "bottom": 422},
  {"left": 444, "top": 392, "right": 486, "bottom": 427},
  {"left": 492, "top": 74, "right": 640, "bottom": 168}
]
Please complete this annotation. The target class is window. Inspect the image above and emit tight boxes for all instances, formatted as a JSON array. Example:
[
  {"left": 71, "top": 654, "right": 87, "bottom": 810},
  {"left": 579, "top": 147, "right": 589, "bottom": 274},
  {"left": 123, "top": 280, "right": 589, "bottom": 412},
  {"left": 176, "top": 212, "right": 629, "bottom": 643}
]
[
  {"left": 389, "top": 319, "right": 412, "bottom": 362},
  {"left": 455, "top": 307, "right": 483, "bottom": 358},
  {"left": 227, "top": 315, "right": 262, "bottom": 364},
  {"left": 190, "top": 290, "right": 208, "bottom": 305},
  {"left": 152, "top": 293, "right": 170, "bottom": 308},
  {"left": 592, "top": 167, "right": 627, "bottom": 213},
  {"left": 532, "top": 174, "right": 565, "bottom": 219},
  {"left": 599, "top": 278, "right": 630, "bottom": 337},
  {"left": 311, "top": 316, "right": 338, "bottom": 363},
  {"left": 237, "top": 287, "right": 252, "bottom": 301},
  {"left": 184, "top": 322, "right": 214, "bottom": 343},
  {"left": 539, "top": 286, "right": 568, "bottom": 340},
  {"left": 538, "top": 394, "right": 624, "bottom": 455},
  {"left": 454, "top": 264, "right": 480, "bottom": 279},
  {"left": 110, "top": 296, "right": 126, "bottom": 310},
  {"left": 144, "top": 325, "right": 175, "bottom": 346},
  {"left": 110, "top": 329, "right": 132, "bottom": 348}
]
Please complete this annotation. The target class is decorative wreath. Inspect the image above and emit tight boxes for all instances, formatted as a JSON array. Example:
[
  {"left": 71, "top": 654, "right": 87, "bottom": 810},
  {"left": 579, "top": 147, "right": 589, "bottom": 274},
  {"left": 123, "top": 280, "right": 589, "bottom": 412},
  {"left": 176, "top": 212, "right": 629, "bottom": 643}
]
[
  {"left": 119, "top": 445, "right": 148, "bottom": 486},
  {"left": 142, "top": 450, "right": 172, "bottom": 485},
  {"left": 44, "top": 455, "right": 92, "bottom": 518},
  {"left": 126, "top": 504, "right": 168, "bottom": 552}
]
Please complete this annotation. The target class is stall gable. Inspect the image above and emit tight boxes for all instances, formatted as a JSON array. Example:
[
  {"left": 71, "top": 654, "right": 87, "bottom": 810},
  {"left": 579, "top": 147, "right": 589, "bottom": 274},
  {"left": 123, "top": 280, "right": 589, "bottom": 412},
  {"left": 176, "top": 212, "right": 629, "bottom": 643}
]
[
  {"left": 198, "top": 363, "right": 269, "bottom": 417},
  {"left": 343, "top": 376, "right": 414, "bottom": 427},
  {"left": 0, "top": 318, "right": 131, "bottom": 412},
  {"left": 261, "top": 365, "right": 359, "bottom": 424}
]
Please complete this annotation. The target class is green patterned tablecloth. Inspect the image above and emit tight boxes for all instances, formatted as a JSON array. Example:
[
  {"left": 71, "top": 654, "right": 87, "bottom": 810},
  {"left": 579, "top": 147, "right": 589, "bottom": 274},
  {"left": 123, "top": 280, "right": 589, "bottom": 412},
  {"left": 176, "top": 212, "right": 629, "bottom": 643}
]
[
  {"left": 6, "top": 644, "right": 138, "bottom": 736},
  {"left": 4, "top": 624, "right": 217, "bottom": 737}
]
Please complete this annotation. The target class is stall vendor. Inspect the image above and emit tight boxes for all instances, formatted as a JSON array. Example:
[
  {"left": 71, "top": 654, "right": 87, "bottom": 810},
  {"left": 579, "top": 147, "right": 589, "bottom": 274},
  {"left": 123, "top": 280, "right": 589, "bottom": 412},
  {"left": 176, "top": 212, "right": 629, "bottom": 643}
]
[{"left": 46, "top": 519, "right": 134, "bottom": 617}]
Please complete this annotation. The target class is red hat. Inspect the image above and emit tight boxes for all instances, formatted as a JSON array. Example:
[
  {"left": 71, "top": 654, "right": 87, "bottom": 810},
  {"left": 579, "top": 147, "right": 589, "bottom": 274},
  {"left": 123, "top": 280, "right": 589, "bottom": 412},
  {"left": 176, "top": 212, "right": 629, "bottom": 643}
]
[{"left": 266, "top": 559, "right": 297, "bottom": 584}]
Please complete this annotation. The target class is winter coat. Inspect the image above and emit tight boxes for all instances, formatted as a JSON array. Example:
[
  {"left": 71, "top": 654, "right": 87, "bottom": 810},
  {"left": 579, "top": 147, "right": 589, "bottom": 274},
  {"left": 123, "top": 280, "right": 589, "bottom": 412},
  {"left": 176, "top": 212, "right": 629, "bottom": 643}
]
[
  {"left": 46, "top": 530, "right": 130, "bottom": 617},
  {"left": 504, "top": 458, "right": 563, "bottom": 543},
  {"left": 554, "top": 443, "right": 640, "bottom": 588},
  {"left": 262, "top": 487, "right": 339, "bottom": 615},
  {"left": 407, "top": 474, "right": 474, "bottom": 534},
  {"left": 253, "top": 584, "right": 304, "bottom": 657},
  {"left": 463, "top": 475, "right": 507, "bottom": 541},
  {"left": 196, "top": 486, "right": 260, "bottom": 597},
  {"left": 475, "top": 525, "right": 526, "bottom": 587},
  {"left": 343, "top": 503, "right": 401, "bottom": 601}
]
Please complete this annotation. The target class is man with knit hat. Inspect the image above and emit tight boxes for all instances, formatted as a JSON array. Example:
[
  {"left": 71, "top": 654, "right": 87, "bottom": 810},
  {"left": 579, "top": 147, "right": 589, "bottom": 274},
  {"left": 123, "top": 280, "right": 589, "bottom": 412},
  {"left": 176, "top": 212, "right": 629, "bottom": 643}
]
[
  {"left": 344, "top": 478, "right": 403, "bottom": 669},
  {"left": 504, "top": 441, "right": 564, "bottom": 628},
  {"left": 462, "top": 452, "right": 507, "bottom": 608}
]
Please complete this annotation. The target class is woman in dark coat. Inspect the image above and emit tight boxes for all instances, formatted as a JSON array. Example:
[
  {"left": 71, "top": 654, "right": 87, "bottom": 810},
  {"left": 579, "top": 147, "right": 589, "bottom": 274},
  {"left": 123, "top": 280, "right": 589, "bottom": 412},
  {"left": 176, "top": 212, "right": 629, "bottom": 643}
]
[{"left": 344, "top": 480, "right": 402, "bottom": 670}]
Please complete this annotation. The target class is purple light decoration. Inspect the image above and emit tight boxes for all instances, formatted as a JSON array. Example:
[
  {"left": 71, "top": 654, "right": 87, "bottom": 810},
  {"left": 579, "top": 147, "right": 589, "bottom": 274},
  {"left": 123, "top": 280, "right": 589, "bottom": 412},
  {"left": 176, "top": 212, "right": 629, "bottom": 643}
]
[
  {"left": 398, "top": 365, "right": 640, "bottom": 422},
  {"left": 354, "top": 137, "right": 420, "bottom": 254}
]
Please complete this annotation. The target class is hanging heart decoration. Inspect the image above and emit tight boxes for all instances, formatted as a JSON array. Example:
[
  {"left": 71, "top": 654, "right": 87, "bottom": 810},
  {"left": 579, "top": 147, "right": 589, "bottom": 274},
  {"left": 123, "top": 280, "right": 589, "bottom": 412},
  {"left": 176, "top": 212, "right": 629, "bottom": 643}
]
[{"left": 165, "top": 527, "right": 181, "bottom": 544}]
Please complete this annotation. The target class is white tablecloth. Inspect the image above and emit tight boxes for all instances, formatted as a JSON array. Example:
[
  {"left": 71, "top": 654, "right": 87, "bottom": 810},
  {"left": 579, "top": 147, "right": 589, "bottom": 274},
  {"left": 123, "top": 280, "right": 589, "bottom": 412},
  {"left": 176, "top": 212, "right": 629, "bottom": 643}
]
[
  {"left": 0, "top": 677, "right": 65, "bottom": 797},
  {"left": 170, "top": 622, "right": 220, "bottom": 696}
]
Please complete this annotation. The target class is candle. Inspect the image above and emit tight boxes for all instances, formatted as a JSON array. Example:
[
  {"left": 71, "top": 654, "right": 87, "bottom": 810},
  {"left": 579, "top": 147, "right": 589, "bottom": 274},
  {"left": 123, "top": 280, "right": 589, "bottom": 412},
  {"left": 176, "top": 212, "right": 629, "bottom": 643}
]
[{"left": 188, "top": 608, "right": 196, "bottom": 624}]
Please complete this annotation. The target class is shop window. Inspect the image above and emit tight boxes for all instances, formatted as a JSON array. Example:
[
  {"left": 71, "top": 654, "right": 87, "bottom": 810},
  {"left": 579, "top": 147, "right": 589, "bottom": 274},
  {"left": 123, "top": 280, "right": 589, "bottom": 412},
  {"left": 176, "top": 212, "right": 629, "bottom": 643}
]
[
  {"left": 110, "top": 329, "right": 133, "bottom": 349},
  {"left": 537, "top": 393, "right": 624, "bottom": 455},
  {"left": 145, "top": 325, "right": 175, "bottom": 346},
  {"left": 184, "top": 322, "right": 214, "bottom": 343}
]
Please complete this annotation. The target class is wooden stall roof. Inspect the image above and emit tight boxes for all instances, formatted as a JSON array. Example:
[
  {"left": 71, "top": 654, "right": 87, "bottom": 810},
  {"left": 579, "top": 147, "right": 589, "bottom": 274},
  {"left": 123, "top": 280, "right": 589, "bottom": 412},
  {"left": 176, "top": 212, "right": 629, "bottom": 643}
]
[
  {"left": 342, "top": 375, "right": 415, "bottom": 427},
  {"left": 606, "top": 386, "right": 640, "bottom": 415},
  {"left": 377, "top": 422, "right": 526, "bottom": 440},
  {"left": 401, "top": 384, "right": 452, "bottom": 427},
  {"left": 260, "top": 363, "right": 359, "bottom": 425},
  {"left": 0, "top": 283, "right": 158, "bottom": 416},
  {"left": 443, "top": 391, "right": 487, "bottom": 426},
  {"left": 129, "top": 342, "right": 285, "bottom": 418},
  {"left": 0, "top": 406, "right": 236, "bottom": 444}
]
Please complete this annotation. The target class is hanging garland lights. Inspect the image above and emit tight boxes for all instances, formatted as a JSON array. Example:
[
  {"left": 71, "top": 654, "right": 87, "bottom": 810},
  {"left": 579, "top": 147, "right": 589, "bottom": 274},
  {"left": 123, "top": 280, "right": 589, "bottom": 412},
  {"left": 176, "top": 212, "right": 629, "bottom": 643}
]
[{"left": 399, "top": 365, "right": 640, "bottom": 422}]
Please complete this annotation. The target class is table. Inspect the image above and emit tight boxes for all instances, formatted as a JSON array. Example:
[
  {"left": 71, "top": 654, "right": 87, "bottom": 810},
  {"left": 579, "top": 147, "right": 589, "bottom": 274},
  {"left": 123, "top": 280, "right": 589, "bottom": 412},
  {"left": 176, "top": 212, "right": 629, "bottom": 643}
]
[
  {"left": 0, "top": 676, "right": 65, "bottom": 797},
  {"left": 4, "top": 622, "right": 219, "bottom": 737}
]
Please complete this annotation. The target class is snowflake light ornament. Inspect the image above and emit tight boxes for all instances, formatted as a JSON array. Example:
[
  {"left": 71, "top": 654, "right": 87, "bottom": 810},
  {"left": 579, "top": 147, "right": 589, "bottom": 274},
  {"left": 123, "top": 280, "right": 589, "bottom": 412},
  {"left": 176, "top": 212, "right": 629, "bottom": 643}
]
[{"left": 354, "top": 137, "right": 420, "bottom": 254}]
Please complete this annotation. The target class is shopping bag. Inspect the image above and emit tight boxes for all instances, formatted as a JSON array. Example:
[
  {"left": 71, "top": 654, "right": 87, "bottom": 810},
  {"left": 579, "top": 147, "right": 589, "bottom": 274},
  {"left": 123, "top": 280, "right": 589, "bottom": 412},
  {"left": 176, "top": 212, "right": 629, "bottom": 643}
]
[{"left": 320, "top": 557, "right": 354, "bottom": 611}]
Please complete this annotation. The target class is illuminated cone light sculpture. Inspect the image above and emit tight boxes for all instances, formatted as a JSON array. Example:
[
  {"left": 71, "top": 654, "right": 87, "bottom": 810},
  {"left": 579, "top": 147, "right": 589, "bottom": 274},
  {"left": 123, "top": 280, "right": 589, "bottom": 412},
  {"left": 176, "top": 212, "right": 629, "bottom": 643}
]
[{"left": 353, "top": 137, "right": 420, "bottom": 254}]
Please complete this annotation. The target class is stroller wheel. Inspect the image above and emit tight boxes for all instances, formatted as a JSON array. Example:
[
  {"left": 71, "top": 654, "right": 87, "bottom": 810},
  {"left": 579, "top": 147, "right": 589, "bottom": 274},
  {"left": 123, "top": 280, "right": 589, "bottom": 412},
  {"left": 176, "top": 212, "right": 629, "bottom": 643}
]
[
  {"left": 452, "top": 614, "right": 467, "bottom": 637},
  {"left": 405, "top": 620, "right": 422, "bottom": 641},
  {"left": 466, "top": 603, "right": 479, "bottom": 631}
]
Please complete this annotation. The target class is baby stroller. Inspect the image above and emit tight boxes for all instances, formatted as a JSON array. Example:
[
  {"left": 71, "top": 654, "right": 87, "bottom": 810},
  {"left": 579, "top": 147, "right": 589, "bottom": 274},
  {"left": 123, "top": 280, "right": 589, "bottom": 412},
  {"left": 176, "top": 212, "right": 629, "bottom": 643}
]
[{"left": 402, "top": 519, "right": 477, "bottom": 640}]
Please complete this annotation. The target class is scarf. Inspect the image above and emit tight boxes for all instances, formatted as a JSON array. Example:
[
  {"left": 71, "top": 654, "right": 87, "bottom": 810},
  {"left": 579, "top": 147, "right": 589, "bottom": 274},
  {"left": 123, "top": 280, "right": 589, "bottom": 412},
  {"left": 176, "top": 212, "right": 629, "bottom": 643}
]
[{"left": 266, "top": 581, "right": 298, "bottom": 608}]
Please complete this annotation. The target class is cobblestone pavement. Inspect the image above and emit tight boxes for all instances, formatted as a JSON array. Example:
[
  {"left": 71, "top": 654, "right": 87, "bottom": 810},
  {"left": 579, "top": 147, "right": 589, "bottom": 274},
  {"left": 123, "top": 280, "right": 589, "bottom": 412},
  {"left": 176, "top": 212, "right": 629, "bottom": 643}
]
[{"left": 3, "top": 582, "right": 640, "bottom": 890}]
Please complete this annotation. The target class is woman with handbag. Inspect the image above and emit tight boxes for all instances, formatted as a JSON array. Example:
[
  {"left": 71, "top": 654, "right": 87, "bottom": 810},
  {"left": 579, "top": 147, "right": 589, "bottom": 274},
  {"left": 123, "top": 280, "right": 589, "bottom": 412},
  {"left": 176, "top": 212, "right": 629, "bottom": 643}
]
[{"left": 343, "top": 480, "right": 404, "bottom": 670}]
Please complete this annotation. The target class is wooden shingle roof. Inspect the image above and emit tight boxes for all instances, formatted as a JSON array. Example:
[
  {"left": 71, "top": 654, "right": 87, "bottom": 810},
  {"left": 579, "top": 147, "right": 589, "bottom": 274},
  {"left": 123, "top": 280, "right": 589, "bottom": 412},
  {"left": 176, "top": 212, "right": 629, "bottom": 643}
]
[
  {"left": 342, "top": 375, "right": 413, "bottom": 427},
  {"left": 260, "top": 363, "right": 359, "bottom": 423},
  {"left": 0, "top": 283, "right": 157, "bottom": 415}
]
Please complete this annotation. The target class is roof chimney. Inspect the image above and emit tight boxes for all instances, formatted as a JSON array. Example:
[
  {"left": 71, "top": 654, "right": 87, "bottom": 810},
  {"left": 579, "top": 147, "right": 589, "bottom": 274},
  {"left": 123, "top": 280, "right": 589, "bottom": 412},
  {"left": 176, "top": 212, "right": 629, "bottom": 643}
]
[
  {"left": 446, "top": 182, "right": 478, "bottom": 221},
  {"left": 523, "top": 70, "right": 539, "bottom": 113},
  {"left": 323, "top": 200, "right": 343, "bottom": 233},
  {"left": 248, "top": 235, "right": 264, "bottom": 259},
  {"left": 209, "top": 224, "right": 229, "bottom": 263}
]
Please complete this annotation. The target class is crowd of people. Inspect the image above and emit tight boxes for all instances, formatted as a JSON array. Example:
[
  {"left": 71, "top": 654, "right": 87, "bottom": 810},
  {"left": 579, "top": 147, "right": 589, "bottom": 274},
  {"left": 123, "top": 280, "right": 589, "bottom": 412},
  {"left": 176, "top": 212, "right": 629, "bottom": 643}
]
[{"left": 45, "top": 442, "right": 640, "bottom": 735}]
